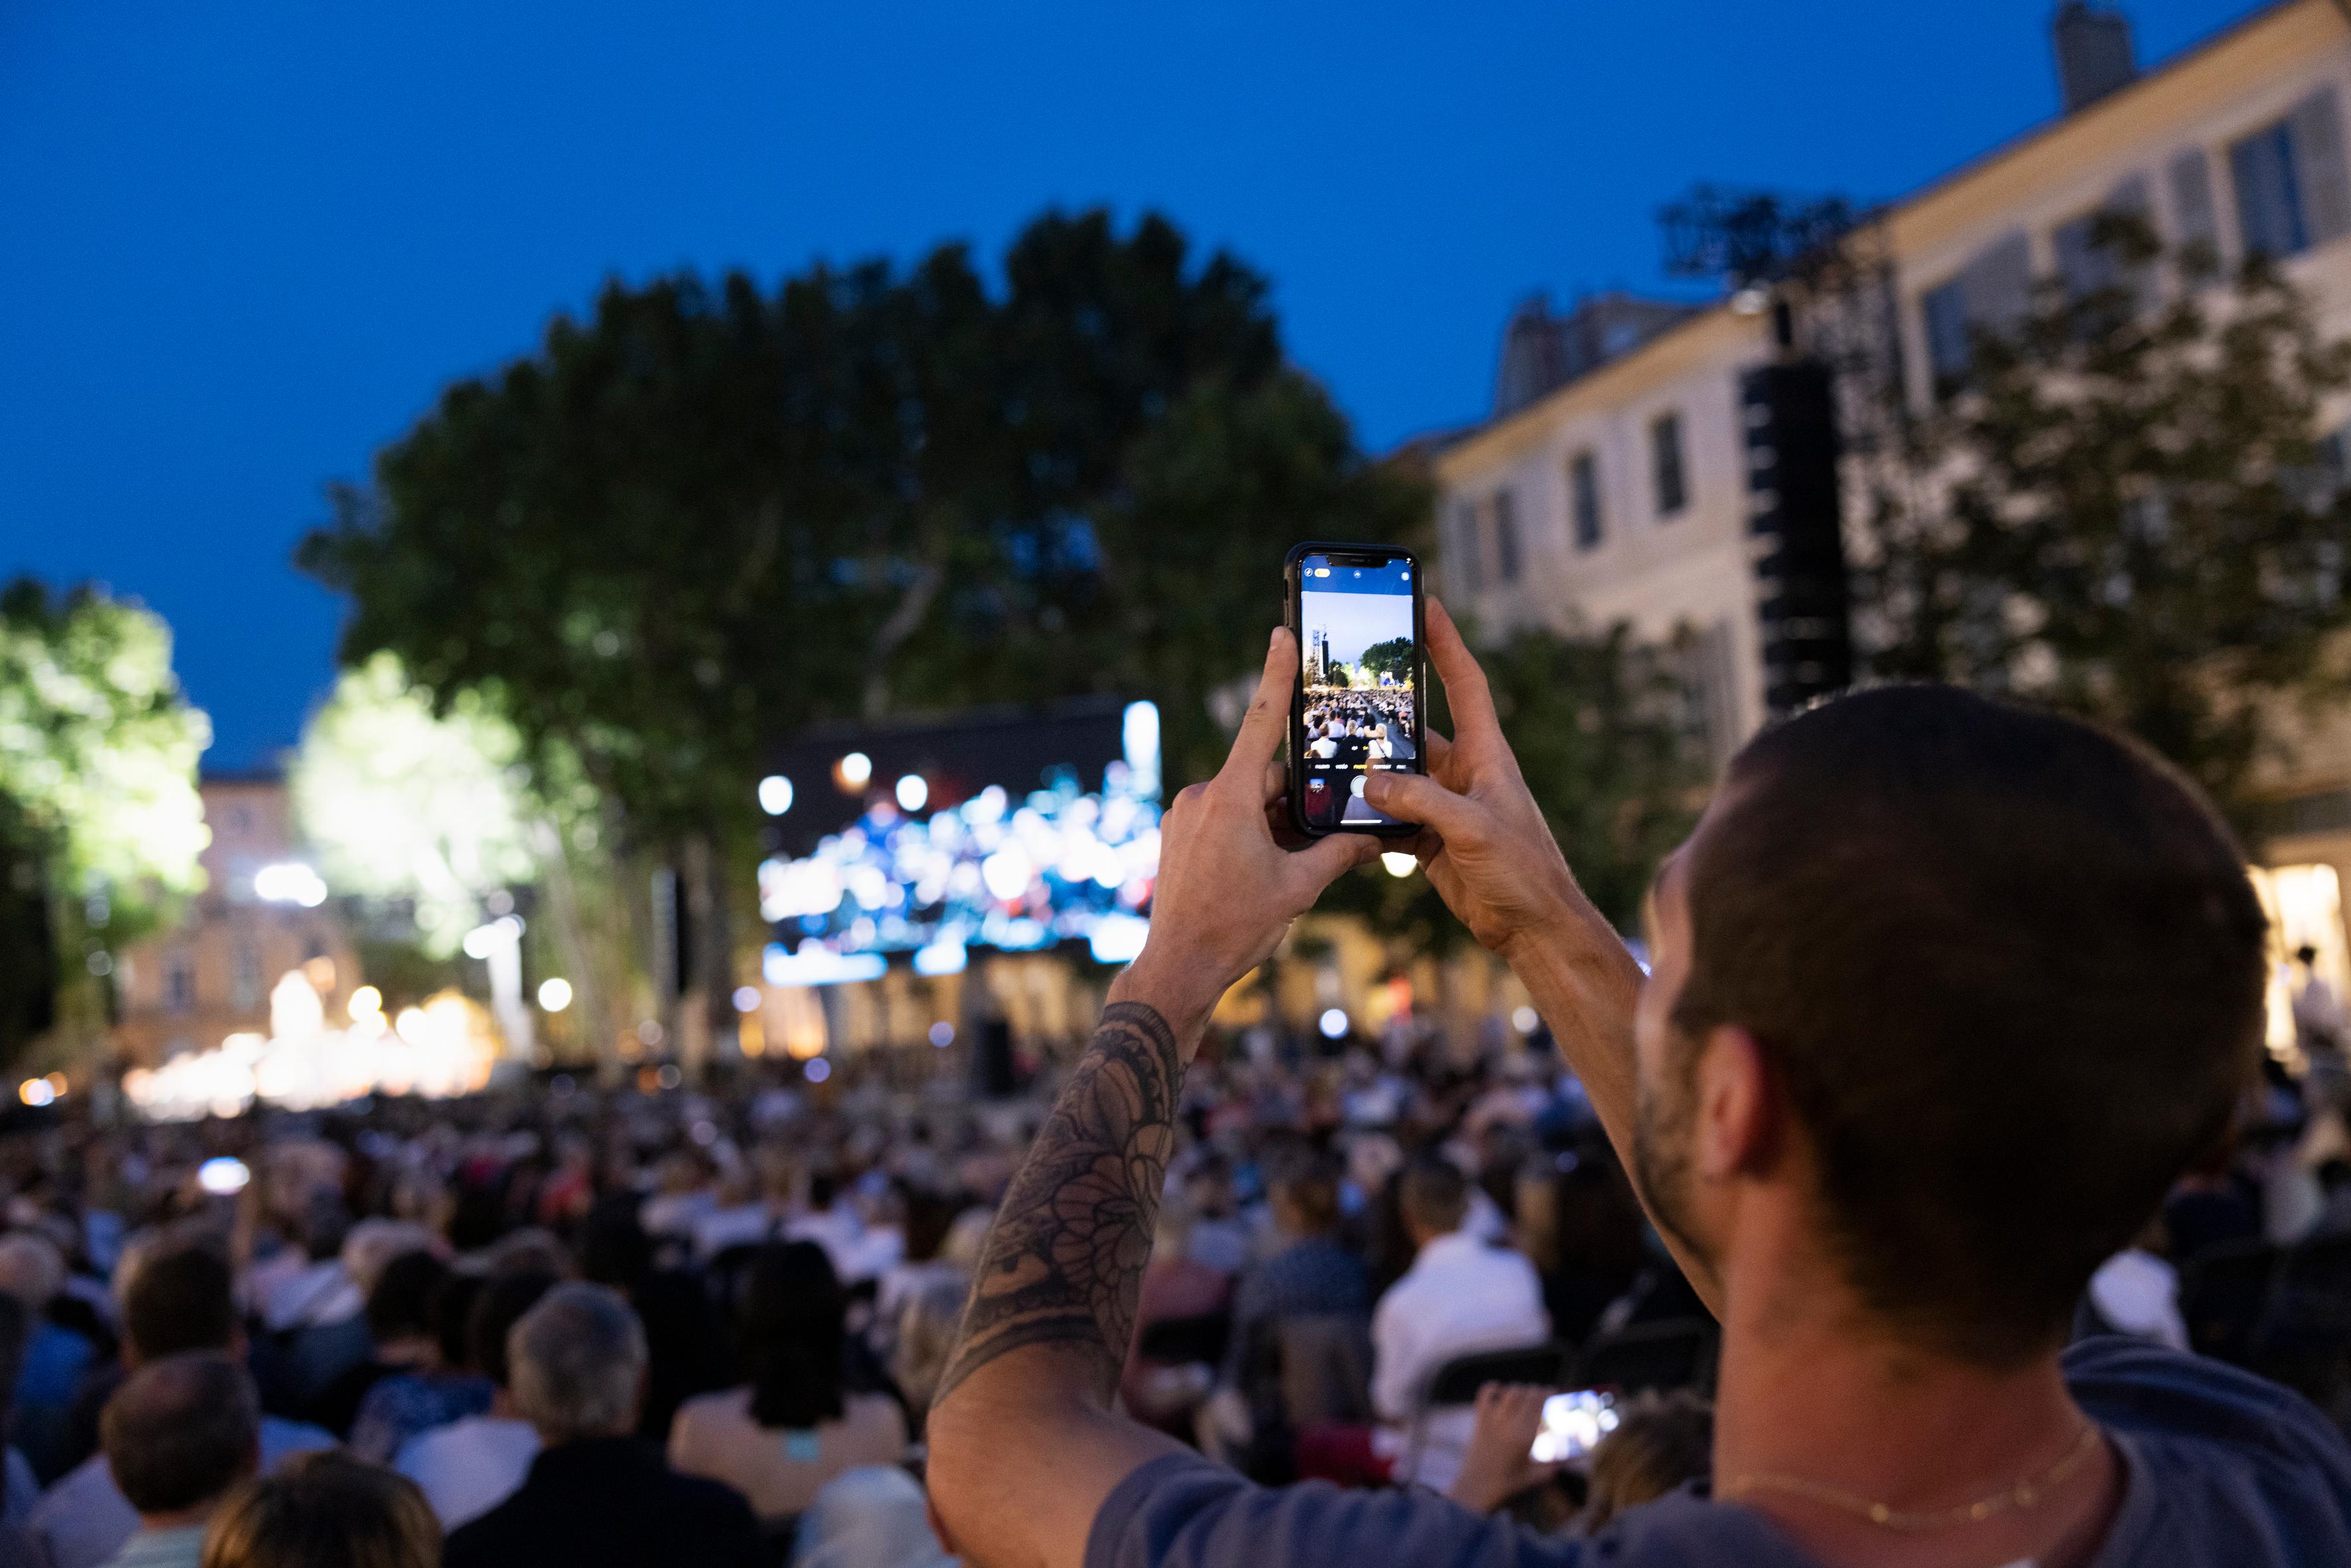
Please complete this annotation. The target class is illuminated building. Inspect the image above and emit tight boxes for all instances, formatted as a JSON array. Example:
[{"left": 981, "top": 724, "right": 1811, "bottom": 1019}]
[{"left": 112, "top": 771, "right": 363, "bottom": 1070}]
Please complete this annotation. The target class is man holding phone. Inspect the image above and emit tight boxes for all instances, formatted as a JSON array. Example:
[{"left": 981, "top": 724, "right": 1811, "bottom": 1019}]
[{"left": 926, "top": 603, "right": 2351, "bottom": 1567}]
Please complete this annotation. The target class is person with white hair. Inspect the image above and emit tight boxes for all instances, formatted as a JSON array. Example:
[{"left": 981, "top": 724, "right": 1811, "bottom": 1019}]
[
  {"left": 0, "top": 1232, "right": 97, "bottom": 1480},
  {"left": 441, "top": 1283, "right": 759, "bottom": 1568}
]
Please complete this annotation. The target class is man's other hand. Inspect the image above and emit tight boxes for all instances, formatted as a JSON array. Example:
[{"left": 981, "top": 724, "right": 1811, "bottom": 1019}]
[
  {"left": 1362, "top": 597, "right": 1590, "bottom": 962},
  {"left": 1118, "top": 626, "right": 1382, "bottom": 1046}
]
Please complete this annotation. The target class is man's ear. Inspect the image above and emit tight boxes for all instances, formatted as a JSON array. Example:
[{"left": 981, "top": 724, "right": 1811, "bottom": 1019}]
[{"left": 1692, "top": 1025, "right": 1779, "bottom": 1182}]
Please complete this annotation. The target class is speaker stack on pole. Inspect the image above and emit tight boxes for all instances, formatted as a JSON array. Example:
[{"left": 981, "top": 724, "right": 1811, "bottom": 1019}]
[{"left": 1740, "top": 358, "right": 1853, "bottom": 714}]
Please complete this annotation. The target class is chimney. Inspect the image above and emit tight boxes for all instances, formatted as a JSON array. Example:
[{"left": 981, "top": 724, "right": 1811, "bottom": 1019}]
[{"left": 2053, "top": 3, "right": 2137, "bottom": 114}]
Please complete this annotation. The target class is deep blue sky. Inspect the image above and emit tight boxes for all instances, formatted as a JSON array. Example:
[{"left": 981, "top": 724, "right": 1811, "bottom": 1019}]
[{"left": 0, "top": 0, "right": 2261, "bottom": 766}]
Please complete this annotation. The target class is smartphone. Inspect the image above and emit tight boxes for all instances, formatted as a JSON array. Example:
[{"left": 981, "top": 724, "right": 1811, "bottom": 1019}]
[
  {"left": 1530, "top": 1388, "right": 1620, "bottom": 1463},
  {"left": 1284, "top": 542, "right": 1425, "bottom": 838}
]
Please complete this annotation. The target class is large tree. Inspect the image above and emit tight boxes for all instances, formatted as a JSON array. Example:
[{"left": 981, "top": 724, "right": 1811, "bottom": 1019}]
[
  {"left": 301, "top": 209, "right": 1425, "bottom": 1056},
  {"left": 0, "top": 580, "right": 210, "bottom": 1060},
  {"left": 1854, "top": 220, "right": 2351, "bottom": 823}
]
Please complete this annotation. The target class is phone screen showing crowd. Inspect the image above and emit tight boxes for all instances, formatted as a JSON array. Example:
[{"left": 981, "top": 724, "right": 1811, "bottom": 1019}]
[{"left": 1297, "top": 554, "right": 1418, "bottom": 830}]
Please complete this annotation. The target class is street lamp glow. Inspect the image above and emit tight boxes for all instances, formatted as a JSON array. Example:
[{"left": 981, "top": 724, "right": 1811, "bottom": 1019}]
[
  {"left": 461, "top": 913, "right": 524, "bottom": 960},
  {"left": 536, "top": 977, "right": 574, "bottom": 1012},
  {"left": 1380, "top": 852, "right": 1418, "bottom": 878},
  {"left": 1317, "top": 1008, "right": 1350, "bottom": 1040},
  {"left": 895, "top": 773, "right": 929, "bottom": 811},
  {"left": 758, "top": 775, "right": 795, "bottom": 816},
  {"left": 254, "top": 862, "right": 327, "bottom": 907},
  {"left": 837, "top": 751, "right": 872, "bottom": 789}
]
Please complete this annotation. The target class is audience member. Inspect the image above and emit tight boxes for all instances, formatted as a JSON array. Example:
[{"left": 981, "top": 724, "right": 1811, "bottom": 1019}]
[
  {"left": 1578, "top": 1391, "right": 1714, "bottom": 1533},
  {"left": 443, "top": 1283, "right": 760, "bottom": 1568},
  {"left": 96, "top": 1355, "right": 258, "bottom": 1568},
  {"left": 346, "top": 1263, "right": 490, "bottom": 1461},
  {"left": 669, "top": 1241, "right": 906, "bottom": 1525},
  {"left": 309, "top": 1250, "right": 455, "bottom": 1441},
  {"left": 35, "top": 1247, "right": 331, "bottom": 1568},
  {"left": 392, "top": 1270, "right": 556, "bottom": 1530},
  {"left": 0, "top": 1233, "right": 97, "bottom": 1481},
  {"left": 1370, "top": 1155, "right": 1548, "bottom": 1488},
  {"left": 199, "top": 1450, "right": 437, "bottom": 1568}
]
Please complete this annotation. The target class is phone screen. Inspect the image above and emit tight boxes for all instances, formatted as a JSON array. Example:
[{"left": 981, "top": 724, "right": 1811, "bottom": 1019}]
[
  {"left": 1530, "top": 1389, "right": 1619, "bottom": 1463},
  {"left": 1295, "top": 551, "right": 1420, "bottom": 832}
]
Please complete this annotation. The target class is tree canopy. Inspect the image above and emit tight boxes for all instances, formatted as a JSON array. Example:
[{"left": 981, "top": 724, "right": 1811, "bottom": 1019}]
[
  {"left": 1856, "top": 220, "right": 2351, "bottom": 822},
  {"left": 0, "top": 579, "right": 210, "bottom": 1054},
  {"left": 301, "top": 208, "right": 1424, "bottom": 833}
]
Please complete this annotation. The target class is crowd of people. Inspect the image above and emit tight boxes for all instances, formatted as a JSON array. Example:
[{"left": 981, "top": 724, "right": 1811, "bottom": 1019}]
[
  {"left": 5, "top": 613, "right": 2351, "bottom": 1567},
  {"left": 0, "top": 990, "right": 1756, "bottom": 1568},
  {"left": 0, "top": 979, "right": 2338, "bottom": 1567},
  {"left": 1300, "top": 688, "right": 1416, "bottom": 767}
]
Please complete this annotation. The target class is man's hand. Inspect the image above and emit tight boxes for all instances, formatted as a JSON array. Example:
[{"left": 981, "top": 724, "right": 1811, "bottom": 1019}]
[
  {"left": 1361, "top": 598, "right": 1593, "bottom": 961},
  {"left": 1445, "top": 1383, "right": 1561, "bottom": 1514},
  {"left": 1367, "top": 599, "right": 1718, "bottom": 1319},
  {"left": 1117, "top": 625, "right": 1382, "bottom": 1045}
]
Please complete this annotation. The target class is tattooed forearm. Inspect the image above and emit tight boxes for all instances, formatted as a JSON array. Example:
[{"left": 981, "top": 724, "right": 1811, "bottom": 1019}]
[{"left": 934, "top": 1002, "right": 1182, "bottom": 1408}]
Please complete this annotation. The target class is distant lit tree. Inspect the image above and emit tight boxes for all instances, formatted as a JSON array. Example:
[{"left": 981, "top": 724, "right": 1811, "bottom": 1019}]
[
  {"left": 0, "top": 579, "right": 210, "bottom": 1056},
  {"left": 1856, "top": 219, "right": 2351, "bottom": 823},
  {"left": 291, "top": 652, "right": 626, "bottom": 1051},
  {"left": 1357, "top": 637, "right": 1415, "bottom": 687}
]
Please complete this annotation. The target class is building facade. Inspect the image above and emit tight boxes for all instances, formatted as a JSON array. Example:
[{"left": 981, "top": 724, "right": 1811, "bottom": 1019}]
[
  {"left": 113, "top": 772, "right": 361, "bottom": 1069},
  {"left": 1433, "top": 0, "right": 2351, "bottom": 879}
]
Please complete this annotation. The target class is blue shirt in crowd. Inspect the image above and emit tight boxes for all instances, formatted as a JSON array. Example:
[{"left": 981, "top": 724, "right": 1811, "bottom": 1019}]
[{"left": 1090, "top": 1338, "right": 2351, "bottom": 1568}]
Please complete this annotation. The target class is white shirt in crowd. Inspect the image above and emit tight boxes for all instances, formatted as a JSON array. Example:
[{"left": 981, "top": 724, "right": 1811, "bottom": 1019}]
[
  {"left": 2089, "top": 1247, "right": 2189, "bottom": 1351},
  {"left": 35, "top": 1415, "right": 333, "bottom": 1568},
  {"left": 395, "top": 1415, "right": 541, "bottom": 1530},
  {"left": 1370, "top": 1229, "right": 1550, "bottom": 1492}
]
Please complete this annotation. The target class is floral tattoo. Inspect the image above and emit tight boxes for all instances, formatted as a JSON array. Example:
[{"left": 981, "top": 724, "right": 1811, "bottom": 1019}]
[{"left": 934, "top": 1002, "right": 1182, "bottom": 1407}]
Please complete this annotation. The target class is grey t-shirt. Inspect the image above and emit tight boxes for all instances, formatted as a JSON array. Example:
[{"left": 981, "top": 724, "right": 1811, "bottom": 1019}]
[{"left": 1087, "top": 1338, "right": 2351, "bottom": 1568}]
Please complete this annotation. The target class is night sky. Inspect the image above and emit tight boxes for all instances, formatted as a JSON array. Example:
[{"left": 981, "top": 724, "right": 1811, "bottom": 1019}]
[{"left": 0, "top": 1, "right": 2259, "bottom": 767}]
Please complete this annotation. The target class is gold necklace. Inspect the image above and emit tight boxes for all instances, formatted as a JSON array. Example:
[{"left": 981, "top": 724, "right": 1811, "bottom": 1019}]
[{"left": 1720, "top": 1422, "right": 2104, "bottom": 1533}]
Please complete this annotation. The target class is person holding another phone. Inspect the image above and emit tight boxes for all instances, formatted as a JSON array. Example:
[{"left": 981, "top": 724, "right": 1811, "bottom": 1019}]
[{"left": 925, "top": 597, "right": 2351, "bottom": 1568}]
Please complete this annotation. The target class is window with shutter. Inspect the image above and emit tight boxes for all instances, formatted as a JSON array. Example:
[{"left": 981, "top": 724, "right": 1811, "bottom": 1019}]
[
  {"left": 1921, "top": 279, "right": 1971, "bottom": 386},
  {"left": 1652, "top": 413, "right": 1688, "bottom": 518},
  {"left": 1450, "top": 500, "right": 1481, "bottom": 591},
  {"left": 2233, "top": 119, "right": 2309, "bottom": 258},
  {"left": 2291, "top": 88, "right": 2351, "bottom": 246},
  {"left": 1493, "top": 489, "right": 1522, "bottom": 582},
  {"left": 2168, "top": 147, "right": 2220, "bottom": 263},
  {"left": 1917, "top": 231, "right": 2031, "bottom": 391},
  {"left": 1570, "top": 451, "right": 1603, "bottom": 551}
]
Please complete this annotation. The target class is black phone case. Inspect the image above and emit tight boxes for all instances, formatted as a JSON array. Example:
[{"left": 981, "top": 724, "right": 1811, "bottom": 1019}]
[{"left": 1284, "top": 540, "right": 1427, "bottom": 840}]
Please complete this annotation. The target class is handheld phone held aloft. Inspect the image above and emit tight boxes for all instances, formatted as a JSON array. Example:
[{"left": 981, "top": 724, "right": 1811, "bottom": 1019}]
[
  {"left": 1530, "top": 1389, "right": 1620, "bottom": 1464},
  {"left": 1284, "top": 543, "right": 1425, "bottom": 839}
]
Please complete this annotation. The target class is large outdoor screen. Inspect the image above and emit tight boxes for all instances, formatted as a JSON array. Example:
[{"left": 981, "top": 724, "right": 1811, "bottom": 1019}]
[{"left": 758, "top": 701, "right": 1161, "bottom": 982}]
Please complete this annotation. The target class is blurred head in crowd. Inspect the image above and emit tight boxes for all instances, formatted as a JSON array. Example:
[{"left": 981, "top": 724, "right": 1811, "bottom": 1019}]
[
  {"left": 200, "top": 1450, "right": 439, "bottom": 1568},
  {"left": 741, "top": 1241, "right": 847, "bottom": 1430},
  {"left": 1264, "top": 1143, "right": 1343, "bottom": 1241},
  {"left": 366, "top": 1250, "right": 448, "bottom": 1364},
  {"left": 893, "top": 1273, "right": 972, "bottom": 1425},
  {"left": 0, "top": 1231, "right": 65, "bottom": 1312},
  {"left": 1580, "top": 1390, "right": 1713, "bottom": 1533},
  {"left": 125, "top": 1245, "right": 238, "bottom": 1365},
  {"left": 342, "top": 1221, "right": 440, "bottom": 1300},
  {"left": 102, "top": 1353, "right": 260, "bottom": 1525},
  {"left": 1643, "top": 685, "right": 2268, "bottom": 1365},
  {"left": 429, "top": 1271, "right": 485, "bottom": 1373},
  {"left": 1399, "top": 1156, "right": 1468, "bottom": 1249},
  {"left": 467, "top": 1271, "right": 560, "bottom": 1393},
  {"left": 509, "top": 1283, "right": 645, "bottom": 1445}
]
